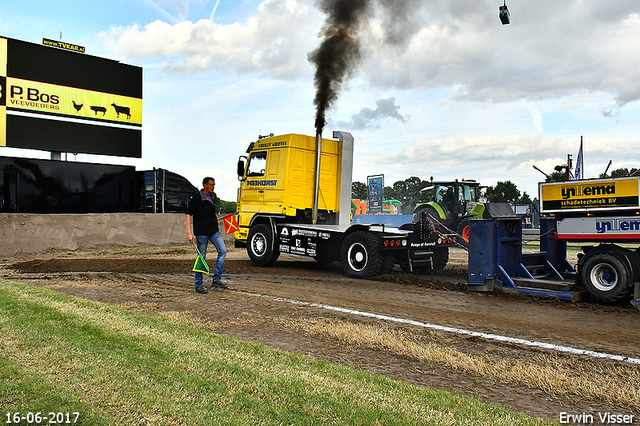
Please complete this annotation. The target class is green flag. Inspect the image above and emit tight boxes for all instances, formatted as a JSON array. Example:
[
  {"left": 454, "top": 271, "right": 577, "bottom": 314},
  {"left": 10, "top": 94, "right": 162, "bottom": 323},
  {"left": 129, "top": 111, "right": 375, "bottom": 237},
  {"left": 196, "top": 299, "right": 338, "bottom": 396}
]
[{"left": 193, "top": 254, "right": 210, "bottom": 274}]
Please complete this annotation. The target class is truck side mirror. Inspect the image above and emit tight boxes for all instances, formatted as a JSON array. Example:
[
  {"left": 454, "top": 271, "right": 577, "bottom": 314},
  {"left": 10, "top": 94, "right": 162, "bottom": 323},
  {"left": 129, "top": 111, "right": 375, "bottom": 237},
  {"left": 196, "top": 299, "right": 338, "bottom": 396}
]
[{"left": 237, "top": 160, "right": 245, "bottom": 178}]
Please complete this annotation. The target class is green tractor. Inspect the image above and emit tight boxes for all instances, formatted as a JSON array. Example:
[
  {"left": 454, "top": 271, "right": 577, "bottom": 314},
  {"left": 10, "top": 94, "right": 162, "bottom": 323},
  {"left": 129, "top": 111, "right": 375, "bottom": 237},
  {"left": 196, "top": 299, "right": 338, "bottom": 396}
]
[{"left": 412, "top": 179, "right": 485, "bottom": 248}]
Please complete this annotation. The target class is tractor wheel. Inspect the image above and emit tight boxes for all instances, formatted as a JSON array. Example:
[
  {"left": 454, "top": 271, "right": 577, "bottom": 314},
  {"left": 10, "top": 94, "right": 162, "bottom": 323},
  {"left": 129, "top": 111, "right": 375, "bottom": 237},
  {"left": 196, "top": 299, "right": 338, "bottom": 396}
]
[
  {"left": 581, "top": 252, "right": 633, "bottom": 303},
  {"left": 340, "top": 231, "right": 383, "bottom": 278},
  {"left": 456, "top": 217, "right": 471, "bottom": 249},
  {"left": 247, "top": 224, "right": 280, "bottom": 266},
  {"left": 413, "top": 205, "right": 440, "bottom": 224}
]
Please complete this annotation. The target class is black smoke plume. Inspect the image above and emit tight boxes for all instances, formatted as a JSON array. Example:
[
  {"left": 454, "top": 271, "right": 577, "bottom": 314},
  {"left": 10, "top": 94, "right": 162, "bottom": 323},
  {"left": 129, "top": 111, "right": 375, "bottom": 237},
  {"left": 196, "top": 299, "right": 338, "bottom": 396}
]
[{"left": 308, "top": 0, "right": 370, "bottom": 134}]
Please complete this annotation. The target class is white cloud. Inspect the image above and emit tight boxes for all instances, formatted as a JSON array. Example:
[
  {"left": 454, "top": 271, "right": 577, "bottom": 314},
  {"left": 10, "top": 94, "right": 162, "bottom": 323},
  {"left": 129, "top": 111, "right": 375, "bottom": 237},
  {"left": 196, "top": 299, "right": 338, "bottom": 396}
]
[
  {"left": 350, "top": 131, "right": 640, "bottom": 200},
  {"left": 88, "top": 0, "right": 640, "bottom": 201},
  {"left": 101, "top": 0, "right": 640, "bottom": 107},
  {"left": 360, "top": 2, "right": 640, "bottom": 105},
  {"left": 101, "top": 0, "right": 319, "bottom": 79}
]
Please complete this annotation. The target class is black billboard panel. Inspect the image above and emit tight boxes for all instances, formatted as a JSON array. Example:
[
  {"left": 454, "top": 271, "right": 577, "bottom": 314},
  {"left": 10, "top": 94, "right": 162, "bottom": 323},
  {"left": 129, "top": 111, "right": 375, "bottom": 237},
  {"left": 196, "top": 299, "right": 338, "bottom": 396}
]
[
  {"left": 7, "top": 115, "right": 141, "bottom": 158},
  {"left": 0, "top": 36, "right": 142, "bottom": 158}
]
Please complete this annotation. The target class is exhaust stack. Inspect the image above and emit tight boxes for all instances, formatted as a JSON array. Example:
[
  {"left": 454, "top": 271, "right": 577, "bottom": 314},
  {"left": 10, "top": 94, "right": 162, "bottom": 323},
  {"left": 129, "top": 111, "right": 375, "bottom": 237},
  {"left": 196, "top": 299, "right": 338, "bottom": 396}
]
[{"left": 312, "top": 132, "right": 322, "bottom": 224}]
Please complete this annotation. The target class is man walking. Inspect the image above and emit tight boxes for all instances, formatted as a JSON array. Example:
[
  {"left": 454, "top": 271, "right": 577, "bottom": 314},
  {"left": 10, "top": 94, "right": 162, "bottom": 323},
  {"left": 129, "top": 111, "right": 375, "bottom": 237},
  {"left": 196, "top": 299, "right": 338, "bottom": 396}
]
[{"left": 186, "top": 177, "right": 227, "bottom": 293}]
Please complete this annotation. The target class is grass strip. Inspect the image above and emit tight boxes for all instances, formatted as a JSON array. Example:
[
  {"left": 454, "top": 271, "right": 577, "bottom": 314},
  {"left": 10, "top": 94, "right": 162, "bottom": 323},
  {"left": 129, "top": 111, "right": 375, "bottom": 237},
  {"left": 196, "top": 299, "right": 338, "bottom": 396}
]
[
  {"left": 291, "top": 318, "right": 640, "bottom": 410},
  {"left": 0, "top": 278, "right": 554, "bottom": 426}
]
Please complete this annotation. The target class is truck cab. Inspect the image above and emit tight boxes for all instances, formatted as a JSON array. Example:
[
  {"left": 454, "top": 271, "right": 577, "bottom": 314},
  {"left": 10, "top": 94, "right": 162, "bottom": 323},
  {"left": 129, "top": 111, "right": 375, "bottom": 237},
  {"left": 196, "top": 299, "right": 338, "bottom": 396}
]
[{"left": 235, "top": 133, "right": 343, "bottom": 243}]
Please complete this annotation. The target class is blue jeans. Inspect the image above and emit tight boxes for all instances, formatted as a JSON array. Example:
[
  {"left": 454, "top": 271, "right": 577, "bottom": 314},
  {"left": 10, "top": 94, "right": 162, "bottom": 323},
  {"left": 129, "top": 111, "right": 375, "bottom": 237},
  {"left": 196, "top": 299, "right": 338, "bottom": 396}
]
[{"left": 195, "top": 232, "right": 227, "bottom": 287}]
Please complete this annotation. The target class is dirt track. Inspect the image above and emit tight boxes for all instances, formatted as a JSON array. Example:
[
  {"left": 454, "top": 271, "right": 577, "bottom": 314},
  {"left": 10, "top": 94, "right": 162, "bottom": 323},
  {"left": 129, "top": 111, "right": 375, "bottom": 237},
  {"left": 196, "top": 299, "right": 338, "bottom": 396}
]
[{"left": 2, "top": 245, "right": 639, "bottom": 423}]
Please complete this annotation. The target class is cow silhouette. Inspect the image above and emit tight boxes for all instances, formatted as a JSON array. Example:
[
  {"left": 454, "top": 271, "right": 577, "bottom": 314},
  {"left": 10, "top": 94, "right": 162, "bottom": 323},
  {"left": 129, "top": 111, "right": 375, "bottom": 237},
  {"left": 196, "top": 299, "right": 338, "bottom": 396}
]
[
  {"left": 111, "top": 103, "right": 131, "bottom": 119},
  {"left": 90, "top": 106, "right": 106, "bottom": 116}
]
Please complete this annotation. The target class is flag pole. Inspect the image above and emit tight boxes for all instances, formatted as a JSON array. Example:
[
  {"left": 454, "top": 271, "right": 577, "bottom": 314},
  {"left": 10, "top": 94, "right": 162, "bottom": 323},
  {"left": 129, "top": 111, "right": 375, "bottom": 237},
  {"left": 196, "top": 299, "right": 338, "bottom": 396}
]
[
  {"left": 580, "top": 135, "right": 584, "bottom": 179},
  {"left": 190, "top": 238, "right": 201, "bottom": 255}
]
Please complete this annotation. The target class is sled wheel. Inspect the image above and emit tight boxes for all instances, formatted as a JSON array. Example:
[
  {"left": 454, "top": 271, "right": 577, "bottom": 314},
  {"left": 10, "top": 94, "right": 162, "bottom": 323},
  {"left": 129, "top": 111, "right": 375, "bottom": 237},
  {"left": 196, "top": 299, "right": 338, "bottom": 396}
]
[{"left": 581, "top": 252, "right": 632, "bottom": 303}]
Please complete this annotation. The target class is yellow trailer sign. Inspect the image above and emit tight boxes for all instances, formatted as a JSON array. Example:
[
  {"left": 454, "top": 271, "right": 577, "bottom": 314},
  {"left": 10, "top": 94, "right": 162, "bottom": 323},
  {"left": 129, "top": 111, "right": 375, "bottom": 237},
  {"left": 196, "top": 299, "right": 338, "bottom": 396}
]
[{"left": 539, "top": 177, "right": 640, "bottom": 213}]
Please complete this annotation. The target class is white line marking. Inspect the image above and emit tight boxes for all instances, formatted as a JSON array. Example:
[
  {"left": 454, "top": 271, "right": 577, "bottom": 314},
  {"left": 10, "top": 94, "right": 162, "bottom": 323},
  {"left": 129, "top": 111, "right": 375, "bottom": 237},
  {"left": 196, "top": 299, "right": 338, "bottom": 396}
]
[{"left": 238, "top": 290, "right": 640, "bottom": 365}]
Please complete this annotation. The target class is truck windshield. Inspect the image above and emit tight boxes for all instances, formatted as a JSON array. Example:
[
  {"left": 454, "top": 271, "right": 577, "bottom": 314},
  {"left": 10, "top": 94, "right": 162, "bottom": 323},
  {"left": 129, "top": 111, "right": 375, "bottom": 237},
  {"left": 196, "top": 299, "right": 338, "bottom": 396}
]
[{"left": 247, "top": 152, "right": 267, "bottom": 177}]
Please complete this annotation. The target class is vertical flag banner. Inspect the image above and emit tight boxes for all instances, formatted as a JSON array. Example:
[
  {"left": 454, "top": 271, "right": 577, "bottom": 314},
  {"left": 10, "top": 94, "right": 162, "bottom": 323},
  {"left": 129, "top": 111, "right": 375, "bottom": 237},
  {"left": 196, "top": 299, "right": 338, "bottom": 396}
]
[{"left": 575, "top": 138, "right": 584, "bottom": 180}]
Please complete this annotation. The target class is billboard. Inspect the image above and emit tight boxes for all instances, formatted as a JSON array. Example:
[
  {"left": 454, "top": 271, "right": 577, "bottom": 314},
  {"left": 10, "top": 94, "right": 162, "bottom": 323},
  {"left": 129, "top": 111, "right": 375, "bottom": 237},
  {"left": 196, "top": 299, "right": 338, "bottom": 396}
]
[
  {"left": 539, "top": 177, "right": 640, "bottom": 213},
  {"left": 0, "top": 36, "right": 142, "bottom": 158}
]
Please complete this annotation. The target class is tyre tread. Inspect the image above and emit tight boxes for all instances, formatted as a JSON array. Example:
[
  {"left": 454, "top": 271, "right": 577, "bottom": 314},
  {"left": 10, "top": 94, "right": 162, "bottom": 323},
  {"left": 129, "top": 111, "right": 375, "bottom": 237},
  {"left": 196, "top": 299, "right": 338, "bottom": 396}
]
[
  {"left": 340, "top": 231, "right": 383, "bottom": 278},
  {"left": 581, "top": 252, "right": 632, "bottom": 303}
]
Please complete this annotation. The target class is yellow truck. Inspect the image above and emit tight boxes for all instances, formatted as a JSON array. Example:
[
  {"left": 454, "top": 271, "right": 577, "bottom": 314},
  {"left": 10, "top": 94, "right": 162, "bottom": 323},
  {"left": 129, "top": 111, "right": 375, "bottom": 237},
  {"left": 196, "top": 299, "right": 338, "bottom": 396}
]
[{"left": 235, "top": 131, "right": 457, "bottom": 277}]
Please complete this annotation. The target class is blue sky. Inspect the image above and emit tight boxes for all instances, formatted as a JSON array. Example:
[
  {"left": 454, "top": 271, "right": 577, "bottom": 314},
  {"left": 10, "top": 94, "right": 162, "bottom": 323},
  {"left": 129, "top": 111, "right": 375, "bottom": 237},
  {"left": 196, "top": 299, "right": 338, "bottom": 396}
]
[{"left": 1, "top": 0, "right": 640, "bottom": 202}]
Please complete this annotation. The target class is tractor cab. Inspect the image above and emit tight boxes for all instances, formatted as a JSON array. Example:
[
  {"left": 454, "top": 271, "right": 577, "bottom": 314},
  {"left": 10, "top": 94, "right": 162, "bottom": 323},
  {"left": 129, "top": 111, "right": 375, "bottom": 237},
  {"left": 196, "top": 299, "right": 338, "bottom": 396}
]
[
  {"left": 431, "top": 180, "right": 482, "bottom": 220},
  {"left": 414, "top": 179, "right": 485, "bottom": 247}
]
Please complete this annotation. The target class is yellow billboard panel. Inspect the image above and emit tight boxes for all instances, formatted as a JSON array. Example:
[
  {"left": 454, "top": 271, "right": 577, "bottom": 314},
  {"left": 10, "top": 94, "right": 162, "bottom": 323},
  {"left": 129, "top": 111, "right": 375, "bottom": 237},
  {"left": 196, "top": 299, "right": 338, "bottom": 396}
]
[
  {"left": 5, "top": 77, "right": 142, "bottom": 125},
  {"left": 0, "top": 37, "right": 6, "bottom": 147},
  {"left": 539, "top": 178, "right": 640, "bottom": 213}
]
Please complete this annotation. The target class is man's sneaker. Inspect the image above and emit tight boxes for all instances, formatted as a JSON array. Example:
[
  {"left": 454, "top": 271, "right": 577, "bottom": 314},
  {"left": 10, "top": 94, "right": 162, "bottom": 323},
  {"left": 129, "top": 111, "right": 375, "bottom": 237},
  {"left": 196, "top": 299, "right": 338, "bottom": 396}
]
[
  {"left": 211, "top": 280, "right": 228, "bottom": 289},
  {"left": 195, "top": 285, "right": 208, "bottom": 294}
]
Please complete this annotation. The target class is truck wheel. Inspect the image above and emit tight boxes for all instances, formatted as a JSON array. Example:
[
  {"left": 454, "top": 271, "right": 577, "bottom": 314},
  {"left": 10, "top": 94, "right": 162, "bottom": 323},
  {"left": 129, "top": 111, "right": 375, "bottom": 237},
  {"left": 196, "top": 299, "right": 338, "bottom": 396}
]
[
  {"left": 456, "top": 217, "right": 471, "bottom": 248},
  {"left": 340, "top": 231, "right": 383, "bottom": 278},
  {"left": 581, "top": 253, "right": 632, "bottom": 303},
  {"left": 247, "top": 224, "right": 280, "bottom": 266}
]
